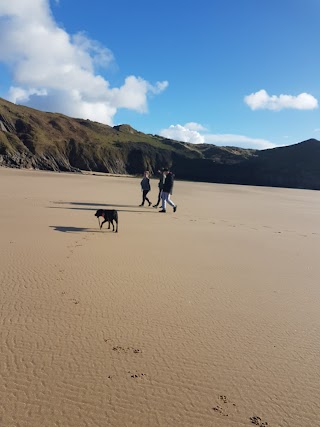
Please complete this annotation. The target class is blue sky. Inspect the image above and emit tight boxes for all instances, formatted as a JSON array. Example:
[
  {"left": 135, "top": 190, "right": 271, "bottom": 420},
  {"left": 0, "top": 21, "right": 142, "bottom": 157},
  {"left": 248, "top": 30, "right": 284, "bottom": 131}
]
[{"left": 0, "top": 0, "right": 320, "bottom": 149}]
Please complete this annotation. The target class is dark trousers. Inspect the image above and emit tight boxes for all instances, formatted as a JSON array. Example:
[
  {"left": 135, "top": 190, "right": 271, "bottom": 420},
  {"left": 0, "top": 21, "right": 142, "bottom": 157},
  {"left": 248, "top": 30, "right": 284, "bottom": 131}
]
[
  {"left": 141, "top": 190, "right": 151, "bottom": 206},
  {"left": 154, "top": 189, "right": 162, "bottom": 206}
]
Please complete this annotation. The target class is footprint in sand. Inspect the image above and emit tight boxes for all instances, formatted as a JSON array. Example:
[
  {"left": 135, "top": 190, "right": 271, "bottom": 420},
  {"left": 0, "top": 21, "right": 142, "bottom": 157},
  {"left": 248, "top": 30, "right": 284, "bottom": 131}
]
[
  {"left": 212, "top": 405, "right": 226, "bottom": 416},
  {"left": 212, "top": 395, "right": 236, "bottom": 418},
  {"left": 128, "top": 371, "right": 146, "bottom": 379},
  {"left": 111, "top": 345, "right": 142, "bottom": 354},
  {"left": 212, "top": 397, "right": 270, "bottom": 426},
  {"left": 250, "top": 415, "right": 269, "bottom": 426}
]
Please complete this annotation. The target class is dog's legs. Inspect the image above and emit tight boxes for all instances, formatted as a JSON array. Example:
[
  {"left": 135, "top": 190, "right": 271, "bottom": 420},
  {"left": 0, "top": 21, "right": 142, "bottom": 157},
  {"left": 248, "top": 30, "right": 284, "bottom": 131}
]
[
  {"left": 108, "top": 220, "right": 111, "bottom": 230},
  {"left": 115, "top": 220, "right": 118, "bottom": 233},
  {"left": 110, "top": 220, "right": 115, "bottom": 231},
  {"left": 100, "top": 219, "right": 107, "bottom": 229}
]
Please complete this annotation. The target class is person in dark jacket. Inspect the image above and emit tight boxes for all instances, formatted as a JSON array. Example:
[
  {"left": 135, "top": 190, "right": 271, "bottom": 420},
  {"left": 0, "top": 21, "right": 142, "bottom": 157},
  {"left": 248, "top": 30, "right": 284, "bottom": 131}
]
[
  {"left": 159, "top": 168, "right": 177, "bottom": 213},
  {"left": 139, "top": 170, "right": 152, "bottom": 206},
  {"left": 153, "top": 169, "right": 165, "bottom": 208}
]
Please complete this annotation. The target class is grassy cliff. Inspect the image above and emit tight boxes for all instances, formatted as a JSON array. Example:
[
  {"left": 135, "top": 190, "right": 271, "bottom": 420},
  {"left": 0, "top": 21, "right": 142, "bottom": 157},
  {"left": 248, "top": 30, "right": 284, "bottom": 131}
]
[{"left": 1, "top": 97, "right": 320, "bottom": 189}]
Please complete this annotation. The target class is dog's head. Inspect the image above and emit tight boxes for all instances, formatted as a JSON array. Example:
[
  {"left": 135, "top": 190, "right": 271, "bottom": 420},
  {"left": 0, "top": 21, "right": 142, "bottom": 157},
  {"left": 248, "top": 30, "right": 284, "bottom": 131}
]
[{"left": 94, "top": 209, "right": 104, "bottom": 218}]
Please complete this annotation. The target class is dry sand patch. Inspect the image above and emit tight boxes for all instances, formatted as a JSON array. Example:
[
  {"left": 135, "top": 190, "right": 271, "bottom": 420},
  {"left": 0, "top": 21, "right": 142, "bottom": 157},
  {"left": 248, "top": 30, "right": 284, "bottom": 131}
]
[{"left": 0, "top": 167, "right": 320, "bottom": 426}]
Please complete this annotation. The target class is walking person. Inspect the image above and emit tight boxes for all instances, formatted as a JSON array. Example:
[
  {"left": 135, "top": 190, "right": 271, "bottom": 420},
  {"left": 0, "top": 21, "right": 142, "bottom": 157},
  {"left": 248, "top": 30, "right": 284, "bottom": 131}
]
[
  {"left": 139, "top": 170, "right": 152, "bottom": 207},
  {"left": 153, "top": 169, "right": 165, "bottom": 208},
  {"left": 159, "top": 168, "right": 177, "bottom": 213}
]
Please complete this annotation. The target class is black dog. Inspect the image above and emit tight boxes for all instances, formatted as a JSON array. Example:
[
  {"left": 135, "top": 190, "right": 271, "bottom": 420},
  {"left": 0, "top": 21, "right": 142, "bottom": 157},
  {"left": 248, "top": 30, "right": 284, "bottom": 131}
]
[{"left": 94, "top": 209, "right": 118, "bottom": 232}]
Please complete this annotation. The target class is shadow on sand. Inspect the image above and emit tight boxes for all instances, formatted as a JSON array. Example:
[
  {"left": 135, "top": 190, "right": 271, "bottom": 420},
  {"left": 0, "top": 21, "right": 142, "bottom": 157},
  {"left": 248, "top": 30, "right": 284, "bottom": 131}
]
[
  {"left": 53, "top": 201, "right": 138, "bottom": 208},
  {"left": 49, "top": 201, "right": 157, "bottom": 214},
  {"left": 50, "top": 226, "right": 100, "bottom": 233}
]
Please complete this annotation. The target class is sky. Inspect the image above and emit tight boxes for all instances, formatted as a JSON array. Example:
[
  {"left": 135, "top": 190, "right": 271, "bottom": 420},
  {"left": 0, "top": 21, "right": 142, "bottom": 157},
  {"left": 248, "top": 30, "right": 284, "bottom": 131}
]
[{"left": 0, "top": 0, "right": 320, "bottom": 150}]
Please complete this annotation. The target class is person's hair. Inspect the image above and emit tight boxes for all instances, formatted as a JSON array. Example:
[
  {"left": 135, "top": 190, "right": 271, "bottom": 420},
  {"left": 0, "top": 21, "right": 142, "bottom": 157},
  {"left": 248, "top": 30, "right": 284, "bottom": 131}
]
[{"left": 162, "top": 167, "right": 169, "bottom": 172}]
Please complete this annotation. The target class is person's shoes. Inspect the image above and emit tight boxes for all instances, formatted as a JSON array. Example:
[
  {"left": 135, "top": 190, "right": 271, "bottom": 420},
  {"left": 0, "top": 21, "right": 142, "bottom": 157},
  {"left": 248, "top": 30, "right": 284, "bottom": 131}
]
[
  {"left": 148, "top": 201, "right": 152, "bottom": 206},
  {"left": 159, "top": 209, "right": 166, "bottom": 213},
  {"left": 153, "top": 204, "right": 158, "bottom": 208},
  {"left": 173, "top": 205, "right": 177, "bottom": 213},
  {"left": 139, "top": 204, "right": 144, "bottom": 207}
]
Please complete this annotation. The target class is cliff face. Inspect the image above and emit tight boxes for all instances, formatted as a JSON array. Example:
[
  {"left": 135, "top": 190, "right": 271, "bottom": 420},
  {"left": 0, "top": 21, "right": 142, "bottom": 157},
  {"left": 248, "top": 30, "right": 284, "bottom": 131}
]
[
  {"left": 0, "top": 98, "right": 200, "bottom": 173},
  {"left": 1, "top": 97, "right": 320, "bottom": 190},
  {"left": 0, "top": 97, "right": 255, "bottom": 174}
]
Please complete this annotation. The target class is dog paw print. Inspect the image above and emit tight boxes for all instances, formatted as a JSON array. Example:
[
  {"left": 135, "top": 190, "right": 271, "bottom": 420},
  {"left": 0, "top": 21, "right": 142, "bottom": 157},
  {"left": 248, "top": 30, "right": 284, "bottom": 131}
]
[
  {"left": 219, "top": 395, "right": 236, "bottom": 407},
  {"left": 111, "top": 345, "right": 142, "bottom": 354},
  {"left": 219, "top": 395, "right": 228, "bottom": 404},
  {"left": 250, "top": 416, "right": 269, "bottom": 426},
  {"left": 212, "top": 405, "right": 228, "bottom": 417},
  {"left": 128, "top": 371, "right": 146, "bottom": 379},
  {"left": 212, "top": 395, "right": 236, "bottom": 418}
]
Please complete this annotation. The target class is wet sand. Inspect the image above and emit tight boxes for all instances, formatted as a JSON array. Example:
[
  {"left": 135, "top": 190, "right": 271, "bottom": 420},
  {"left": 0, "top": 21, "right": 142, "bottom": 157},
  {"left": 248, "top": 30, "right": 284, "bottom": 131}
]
[{"left": 1, "top": 167, "right": 320, "bottom": 427}]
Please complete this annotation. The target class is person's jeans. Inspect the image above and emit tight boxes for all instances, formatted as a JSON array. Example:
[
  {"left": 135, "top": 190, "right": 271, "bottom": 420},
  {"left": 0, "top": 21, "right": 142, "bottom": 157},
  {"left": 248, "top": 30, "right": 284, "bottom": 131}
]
[{"left": 161, "top": 192, "right": 175, "bottom": 210}]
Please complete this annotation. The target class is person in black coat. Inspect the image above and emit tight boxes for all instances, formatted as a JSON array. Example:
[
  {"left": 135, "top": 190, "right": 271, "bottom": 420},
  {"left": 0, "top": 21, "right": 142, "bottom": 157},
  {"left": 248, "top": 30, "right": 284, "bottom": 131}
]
[
  {"left": 139, "top": 170, "right": 152, "bottom": 206},
  {"left": 159, "top": 168, "right": 177, "bottom": 213},
  {"left": 153, "top": 169, "right": 165, "bottom": 208}
]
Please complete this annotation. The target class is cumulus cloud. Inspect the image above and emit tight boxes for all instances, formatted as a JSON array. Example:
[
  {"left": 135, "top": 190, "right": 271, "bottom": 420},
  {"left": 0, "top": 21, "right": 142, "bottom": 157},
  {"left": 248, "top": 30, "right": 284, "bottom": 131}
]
[
  {"left": 0, "top": 0, "right": 168, "bottom": 124},
  {"left": 244, "top": 89, "right": 318, "bottom": 111},
  {"left": 110, "top": 76, "right": 168, "bottom": 113},
  {"left": 160, "top": 124, "right": 205, "bottom": 144},
  {"left": 159, "top": 123, "right": 276, "bottom": 150},
  {"left": 184, "top": 122, "right": 207, "bottom": 131}
]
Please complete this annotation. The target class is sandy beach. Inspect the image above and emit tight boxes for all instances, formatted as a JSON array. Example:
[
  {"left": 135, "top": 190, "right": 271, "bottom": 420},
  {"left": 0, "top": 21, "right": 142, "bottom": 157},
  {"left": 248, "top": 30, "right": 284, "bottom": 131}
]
[{"left": 1, "top": 167, "right": 320, "bottom": 427}]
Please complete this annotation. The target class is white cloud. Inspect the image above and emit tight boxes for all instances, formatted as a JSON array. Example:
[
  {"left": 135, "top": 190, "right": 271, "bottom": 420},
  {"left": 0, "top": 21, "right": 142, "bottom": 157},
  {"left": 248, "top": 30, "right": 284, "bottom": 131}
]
[
  {"left": 160, "top": 124, "right": 205, "bottom": 144},
  {"left": 9, "top": 87, "right": 48, "bottom": 103},
  {"left": 72, "top": 32, "right": 114, "bottom": 70},
  {"left": 160, "top": 123, "right": 276, "bottom": 150},
  {"left": 184, "top": 122, "right": 207, "bottom": 131},
  {"left": 244, "top": 89, "right": 318, "bottom": 111},
  {"left": 0, "top": 0, "right": 168, "bottom": 125},
  {"left": 148, "top": 80, "right": 169, "bottom": 95},
  {"left": 110, "top": 76, "right": 168, "bottom": 113}
]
